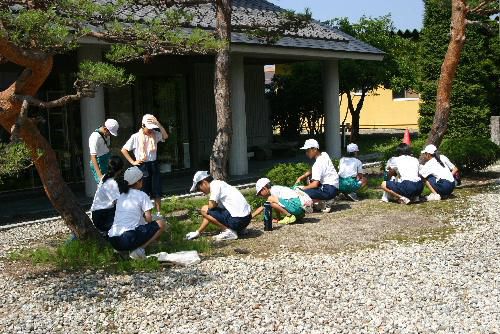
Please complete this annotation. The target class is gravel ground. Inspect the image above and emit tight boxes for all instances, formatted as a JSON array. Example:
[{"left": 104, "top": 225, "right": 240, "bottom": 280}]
[{"left": 0, "top": 186, "right": 499, "bottom": 334}]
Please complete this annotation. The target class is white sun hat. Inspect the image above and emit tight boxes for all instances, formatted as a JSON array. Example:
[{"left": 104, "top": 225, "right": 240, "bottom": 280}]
[
  {"left": 421, "top": 144, "right": 437, "bottom": 155},
  {"left": 124, "top": 166, "right": 143, "bottom": 185},
  {"left": 300, "top": 139, "right": 320, "bottom": 150},
  {"left": 190, "top": 171, "right": 210, "bottom": 192},
  {"left": 347, "top": 143, "right": 359, "bottom": 153},
  {"left": 142, "top": 114, "right": 160, "bottom": 130},
  {"left": 255, "top": 177, "right": 271, "bottom": 195},
  {"left": 104, "top": 119, "right": 119, "bottom": 136}
]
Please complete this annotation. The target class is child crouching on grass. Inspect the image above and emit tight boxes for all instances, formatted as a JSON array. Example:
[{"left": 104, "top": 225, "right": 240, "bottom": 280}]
[
  {"left": 338, "top": 143, "right": 367, "bottom": 201},
  {"left": 108, "top": 166, "right": 166, "bottom": 260},
  {"left": 419, "top": 144, "right": 456, "bottom": 201},
  {"left": 380, "top": 143, "right": 424, "bottom": 205},
  {"left": 185, "top": 171, "right": 252, "bottom": 242},
  {"left": 252, "top": 178, "right": 306, "bottom": 225}
]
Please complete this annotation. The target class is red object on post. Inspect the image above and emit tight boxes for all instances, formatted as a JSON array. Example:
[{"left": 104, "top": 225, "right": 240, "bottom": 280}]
[{"left": 403, "top": 129, "right": 412, "bottom": 145}]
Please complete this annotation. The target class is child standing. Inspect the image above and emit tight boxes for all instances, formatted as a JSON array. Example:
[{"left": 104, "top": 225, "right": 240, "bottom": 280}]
[
  {"left": 108, "top": 166, "right": 166, "bottom": 259},
  {"left": 89, "top": 119, "right": 119, "bottom": 182},
  {"left": 381, "top": 143, "right": 423, "bottom": 204},
  {"left": 90, "top": 156, "right": 123, "bottom": 236},
  {"left": 252, "top": 178, "right": 306, "bottom": 225},
  {"left": 121, "top": 114, "right": 168, "bottom": 215},
  {"left": 419, "top": 144, "right": 456, "bottom": 201},
  {"left": 185, "top": 171, "right": 252, "bottom": 241},
  {"left": 338, "top": 143, "right": 367, "bottom": 201},
  {"left": 295, "top": 139, "right": 339, "bottom": 212}
]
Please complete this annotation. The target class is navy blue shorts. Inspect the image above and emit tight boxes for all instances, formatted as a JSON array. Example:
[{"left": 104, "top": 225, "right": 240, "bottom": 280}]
[
  {"left": 139, "top": 161, "right": 162, "bottom": 198},
  {"left": 207, "top": 208, "right": 251, "bottom": 233},
  {"left": 428, "top": 176, "right": 455, "bottom": 196},
  {"left": 109, "top": 222, "right": 160, "bottom": 251},
  {"left": 91, "top": 207, "right": 115, "bottom": 236},
  {"left": 386, "top": 180, "right": 424, "bottom": 198},
  {"left": 304, "top": 184, "right": 338, "bottom": 201}
]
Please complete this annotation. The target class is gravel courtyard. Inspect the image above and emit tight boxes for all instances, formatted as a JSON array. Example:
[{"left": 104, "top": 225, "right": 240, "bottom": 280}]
[{"left": 0, "top": 185, "right": 499, "bottom": 333}]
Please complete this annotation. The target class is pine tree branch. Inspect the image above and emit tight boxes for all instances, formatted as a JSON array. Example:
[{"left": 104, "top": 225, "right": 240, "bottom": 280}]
[
  {"left": 10, "top": 99, "right": 29, "bottom": 142},
  {"left": 12, "top": 90, "right": 93, "bottom": 109},
  {"left": 469, "top": 0, "right": 498, "bottom": 16}
]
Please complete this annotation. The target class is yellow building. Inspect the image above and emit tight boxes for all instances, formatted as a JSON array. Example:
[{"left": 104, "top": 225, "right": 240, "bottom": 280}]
[
  {"left": 274, "top": 64, "right": 420, "bottom": 131},
  {"left": 341, "top": 88, "right": 420, "bottom": 130}
]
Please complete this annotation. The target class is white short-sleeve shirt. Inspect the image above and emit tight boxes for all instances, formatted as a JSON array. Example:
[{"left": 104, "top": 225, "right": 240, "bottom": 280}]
[
  {"left": 122, "top": 131, "right": 164, "bottom": 162},
  {"left": 338, "top": 157, "right": 363, "bottom": 178},
  {"left": 91, "top": 178, "right": 120, "bottom": 211},
  {"left": 440, "top": 155, "right": 456, "bottom": 171},
  {"left": 388, "top": 155, "right": 421, "bottom": 182},
  {"left": 89, "top": 131, "right": 110, "bottom": 157},
  {"left": 311, "top": 152, "right": 339, "bottom": 188},
  {"left": 108, "top": 189, "right": 154, "bottom": 237},
  {"left": 270, "top": 185, "right": 298, "bottom": 200},
  {"left": 419, "top": 157, "right": 455, "bottom": 182},
  {"left": 209, "top": 180, "right": 251, "bottom": 218}
]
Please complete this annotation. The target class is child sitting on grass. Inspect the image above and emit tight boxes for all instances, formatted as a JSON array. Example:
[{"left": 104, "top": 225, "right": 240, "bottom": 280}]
[
  {"left": 419, "top": 144, "right": 456, "bottom": 201},
  {"left": 338, "top": 143, "right": 367, "bottom": 201},
  {"left": 380, "top": 143, "right": 424, "bottom": 205},
  {"left": 108, "top": 166, "right": 166, "bottom": 259},
  {"left": 295, "top": 139, "right": 339, "bottom": 212},
  {"left": 252, "top": 178, "right": 306, "bottom": 225},
  {"left": 90, "top": 156, "right": 123, "bottom": 236},
  {"left": 185, "top": 171, "right": 252, "bottom": 242}
]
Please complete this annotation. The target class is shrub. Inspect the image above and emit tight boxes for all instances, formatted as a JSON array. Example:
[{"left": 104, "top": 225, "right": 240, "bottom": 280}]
[
  {"left": 374, "top": 137, "right": 426, "bottom": 163},
  {"left": 266, "top": 162, "right": 310, "bottom": 187},
  {"left": 440, "top": 137, "right": 500, "bottom": 173}
]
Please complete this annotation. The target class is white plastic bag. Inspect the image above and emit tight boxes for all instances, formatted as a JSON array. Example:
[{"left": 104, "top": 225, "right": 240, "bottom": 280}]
[{"left": 148, "top": 251, "right": 201, "bottom": 266}]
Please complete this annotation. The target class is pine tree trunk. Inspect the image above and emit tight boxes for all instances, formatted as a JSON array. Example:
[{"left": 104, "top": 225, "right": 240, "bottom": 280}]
[
  {"left": 0, "top": 47, "right": 99, "bottom": 240},
  {"left": 427, "top": 0, "right": 468, "bottom": 146},
  {"left": 210, "top": 0, "right": 232, "bottom": 180}
]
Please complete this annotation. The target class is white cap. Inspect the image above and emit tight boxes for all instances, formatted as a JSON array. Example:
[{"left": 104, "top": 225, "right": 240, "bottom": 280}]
[
  {"left": 124, "top": 166, "right": 143, "bottom": 185},
  {"left": 255, "top": 178, "right": 271, "bottom": 195},
  {"left": 190, "top": 171, "right": 210, "bottom": 192},
  {"left": 347, "top": 143, "right": 359, "bottom": 153},
  {"left": 104, "top": 119, "right": 119, "bottom": 136},
  {"left": 142, "top": 114, "right": 160, "bottom": 130},
  {"left": 421, "top": 144, "right": 437, "bottom": 155},
  {"left": 300, "top": 139, "right": 320, "bottom": 150}
]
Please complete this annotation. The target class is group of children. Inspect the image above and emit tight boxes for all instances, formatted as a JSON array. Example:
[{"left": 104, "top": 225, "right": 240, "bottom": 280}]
[
  {"left": 89, "top": 115, "right": 168, "bottom": 259},
  {"left": 88, "top": 116, "right": 459, "bottom": 259}
]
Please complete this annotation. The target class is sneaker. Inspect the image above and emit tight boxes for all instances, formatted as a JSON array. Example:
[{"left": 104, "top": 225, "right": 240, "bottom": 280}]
[
  {"left": 278, "top": 215, "right": 296, "bottom": 225},
  {"left": 412, "top": 196, "right": 420, "bottom": 203},
  {"left": 399, "top": 196, "right": 411, "bottom": 205},
  {"left": 213, "top": 229, "right": 238, "bottom": 241},
  {"left": 347, "top": 193, "right": 359, "bottom": 202},
  {"left": 304, "top": 206, "right": 314, "bottom": 214},
  {"left": 426, "top": 193, "right": 441, "bottom": 201},
  {"left": 380, "top": 192, "right": 389, "bottom": 203},
  {"left": 313, "top": 201, "right": 326, "bottom": 212},
  {"left": 129, "top": 248, "right": 146, "bottom": 260},
  {"left": 322, "top": 199, "right": 335, "bottom": 213}
]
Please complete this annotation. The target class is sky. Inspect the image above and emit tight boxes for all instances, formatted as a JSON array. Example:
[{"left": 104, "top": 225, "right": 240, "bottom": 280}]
[{"left": 269, "top": 0, "right": 425, "bottom": 31}]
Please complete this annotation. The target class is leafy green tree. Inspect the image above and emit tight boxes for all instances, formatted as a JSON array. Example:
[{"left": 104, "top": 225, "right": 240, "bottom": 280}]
[
  {"left": 266, "top": 62, "right": 323, "bottom": 139},
  {"left": 326, "top": 15, "right": 420, "bottom": 143},
  {"left": 419, "top": 0, "right": 499, "bottom": 145},
  {"left": 0, "top": 0, "right": 310, "bottom": 239}
]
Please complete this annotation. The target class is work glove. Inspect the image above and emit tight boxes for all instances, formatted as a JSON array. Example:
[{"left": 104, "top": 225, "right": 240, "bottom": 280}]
[{"left": 185, "top": 231, "right": 200, "bottom": 240}]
